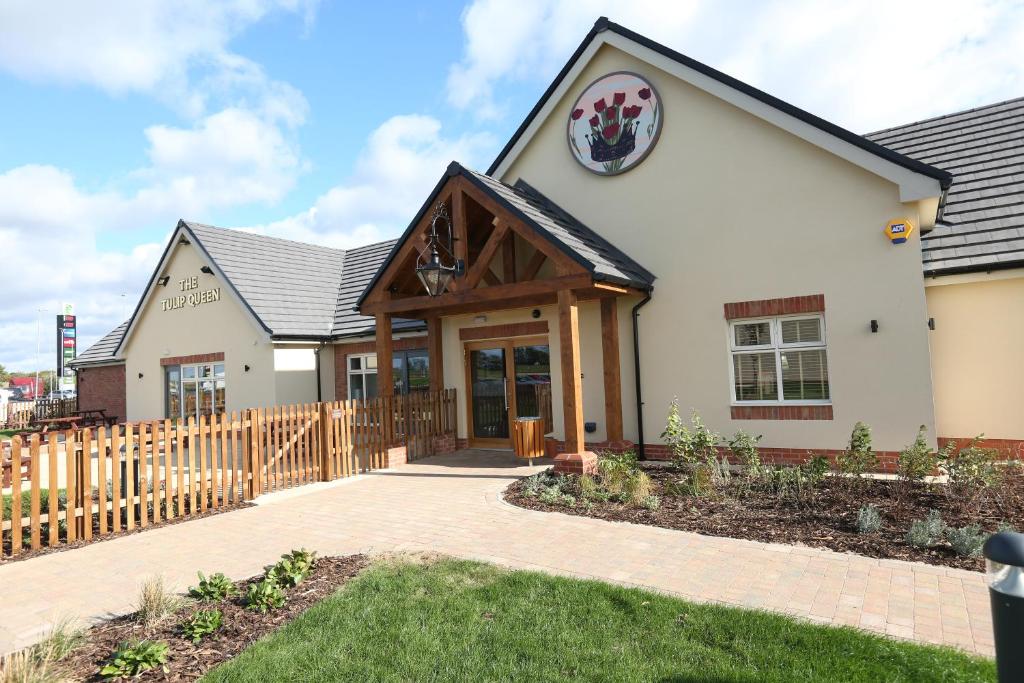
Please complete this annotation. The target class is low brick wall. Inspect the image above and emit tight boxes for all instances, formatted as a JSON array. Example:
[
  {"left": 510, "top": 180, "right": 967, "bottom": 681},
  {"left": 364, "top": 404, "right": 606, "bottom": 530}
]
[
  {"left": 76, "top": 364, "right": 126, "bottom": 423},
  {"left": 431, "top": 433, "right": 458, "bottom": 455}
]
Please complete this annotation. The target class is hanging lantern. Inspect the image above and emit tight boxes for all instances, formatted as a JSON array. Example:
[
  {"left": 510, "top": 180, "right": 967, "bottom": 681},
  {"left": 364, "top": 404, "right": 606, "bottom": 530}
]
[{"left": 415, "top": 202, "right": 463, "bottom": 296}]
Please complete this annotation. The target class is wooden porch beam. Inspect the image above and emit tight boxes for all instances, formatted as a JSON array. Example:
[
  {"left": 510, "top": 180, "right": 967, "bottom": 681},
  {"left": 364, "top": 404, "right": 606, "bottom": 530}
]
[
  {"left": 464, "top": 221, "right": 509, "bottom": 289},
  {"left": 450, "top": 183, "right": 467, "bottom": 292},
  {"left": 521, "top": 249, "right": 547, "bottom": 281},
  {"left": 502, "top": 232, "right": 516, "bottom": 284},
  {"left": 427, "top": 317, "right": 443, "bottom": 391},
  {"left": 482, "top": 269, "right": 502, "bottom": 287},
  {"left": 558, "top": 289, "right": 584, "bottom": 454},
  {"left": 375, "top": 313, "right": 394, "bottom": 397},
  {"left": 362, "top": 273, "right": 593, "bottom": 315},
  {"left": 600, "top": 298, "right": 623, "bottom": 443}
]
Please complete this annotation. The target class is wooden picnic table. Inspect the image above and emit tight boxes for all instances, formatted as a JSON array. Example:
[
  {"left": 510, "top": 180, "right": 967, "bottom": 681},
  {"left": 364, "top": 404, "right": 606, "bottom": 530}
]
[{"left": 74, "top": 408, "right": 117, "bottom": 427}]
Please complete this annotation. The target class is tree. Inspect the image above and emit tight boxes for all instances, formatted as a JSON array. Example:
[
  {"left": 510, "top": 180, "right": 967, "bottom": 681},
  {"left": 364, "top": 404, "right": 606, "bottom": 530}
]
[{"left": 0, "top": 363, "right": 9, "bottom": 385}]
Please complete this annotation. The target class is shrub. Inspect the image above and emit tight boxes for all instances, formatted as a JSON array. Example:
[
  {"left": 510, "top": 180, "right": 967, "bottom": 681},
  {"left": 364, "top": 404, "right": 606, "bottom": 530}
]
[
  {"left": 662, "top": 402, "right": 720, "bottom": 469},
  {"left": 189, "top": 572, "right": 237, "bottom": 602},
  {"left": 897, "top": 426, "right": 941, "bottom": 483},
  {"left": 136, "top": 576, "right": 186, "bottom": 627},
  {"left": 0, "top": 649, "right": 57, "bottom": 683},
  {"left": 727, "top": 430, "right": 762, "bottom": 475},
  {"left": 945, "top": 525, "right": 987, "bottom": 558},
  {"left": 99, "top": 640, "right": 169, "bottom": 678},
  {"left": 266, "top": 549, "right": 317, "bottom": 588},
  {"left": 856, "top": 504, "right": 882, "bottom": 534},
  {"left": 940, "top": 436, "right": 1002, "bottom": 490},
  {"left": 578, "top": 474, "right": 607, "bottom": 502},
  {"left": 246, "top": 580, "right": 286, "bottom": 613},
  {"left": 598, "top": 451, "right": 638, "bottom": 496},
  {"left": 906, "top": 510, "right": 945, "bottom": 548},
  {"left": 180, "top": 609, "right": 223, "bottom": 644},
  {"left": 623, "top": 471, "right": 653, "bottom": 506},
  {"left": 836, "top": 422, "right": 877, "bottom": 478},
  {"left": 641, "top": 495, "right": 661, "bottom": 511},
  {"left": 30, "top": 618, "right": 85, "bottom": 664}
]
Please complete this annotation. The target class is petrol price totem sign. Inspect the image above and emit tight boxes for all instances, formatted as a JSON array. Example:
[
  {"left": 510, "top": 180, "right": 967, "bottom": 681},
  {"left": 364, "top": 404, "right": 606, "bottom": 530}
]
[{"left": 57, "top": 302, "right": 76, "bottom": 392}]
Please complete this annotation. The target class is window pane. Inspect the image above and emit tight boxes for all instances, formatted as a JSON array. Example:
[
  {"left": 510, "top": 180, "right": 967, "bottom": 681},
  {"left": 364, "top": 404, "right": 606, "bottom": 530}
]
[
  {"left": 364, "top": 372, "right": 378, "bottom": 399},
  {"left": 734, "top": 322, "right": 771, "bottom": 347},
  {"left": 733, "top": 352, "right": 778, "bottom": 401},
  {"left": 393, "top": 355, "right": 405, "bottom": 394},
  {"left": 214, "top": 380, "right": 226, "bottom": 414},
  {"left": 214, "top": 363, "right": 225, "bottom": 378},
  {"left": 199, "top": 364, "right": 213, "bottom": 378},
  {"left": 782, "top": 349, "right": 830, "bottom": 400},
  {"left": 183, "top": 380, "right": 198, "bottom": 419},
  {"left": 780, "top": 318, "right": 822, "bottom": 345},
  {"left": 349, "top": 356, "right": 361, "bottom": 371},
  {"left": 365, "top": 354, "right": 377, "bottom": 370},
  {"left": 166, "top": 367, "right": 181, "bottom": 420},
  {"left": 200, "top": 380, "right": 214, "bottom": 416},
  {"left": 514, "top": 345, "right": 551, "bottom": 421},
  {"left": 406, "top": 351, "right": 429, "bottom": 392},
  {"left": 349, "top": 374, "right": 364, "bottom": 401},
  {"left": 182, "top": 365, "right": 196, "bottom": 379}
]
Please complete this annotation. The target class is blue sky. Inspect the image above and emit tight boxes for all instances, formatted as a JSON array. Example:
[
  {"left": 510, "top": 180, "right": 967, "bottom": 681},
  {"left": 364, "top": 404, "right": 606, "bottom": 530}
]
[{"left": 1, "top": 0, "right": 1022, "bottom": 370}]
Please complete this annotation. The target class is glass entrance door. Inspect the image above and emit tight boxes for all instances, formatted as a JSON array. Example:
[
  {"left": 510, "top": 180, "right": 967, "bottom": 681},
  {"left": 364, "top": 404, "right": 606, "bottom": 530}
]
[
  {"left": 469, "top": 346, "right": 509, "bottom": 442},
  {"left": 466, "top": 336, "right": 551, "bottom": 446}
]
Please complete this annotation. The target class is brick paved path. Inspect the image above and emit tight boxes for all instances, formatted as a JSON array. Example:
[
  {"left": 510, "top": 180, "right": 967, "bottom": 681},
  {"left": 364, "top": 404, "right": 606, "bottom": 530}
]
[{"left": 0, "top": 450, "right": 993, "bottom": 656}]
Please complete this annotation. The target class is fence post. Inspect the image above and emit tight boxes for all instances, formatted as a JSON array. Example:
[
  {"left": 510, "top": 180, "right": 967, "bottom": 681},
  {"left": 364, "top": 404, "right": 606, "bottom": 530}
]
[{"left": 318, "top": 402, "right": 331, "bottom": 482}]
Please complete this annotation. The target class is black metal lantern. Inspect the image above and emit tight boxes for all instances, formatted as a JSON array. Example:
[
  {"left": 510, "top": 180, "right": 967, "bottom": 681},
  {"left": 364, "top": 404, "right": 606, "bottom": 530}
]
[{"left": 416, "top": 202, "right": 463, "bottom": 297}]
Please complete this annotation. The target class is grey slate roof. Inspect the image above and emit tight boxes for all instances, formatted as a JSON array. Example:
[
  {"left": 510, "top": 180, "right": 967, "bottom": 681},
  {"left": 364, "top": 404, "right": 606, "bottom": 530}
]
[
  {"left": 331, "top": 239, "right": 425, "bottom": 337},
  {"left": 70, "top": 321, "right": 128, "bottom": 367},
  {"left": 866, "top": 97, "right": 1024, "bottom": 275},
  {"left": 185, "top": 222, "right": 346, "bottom": 337}
]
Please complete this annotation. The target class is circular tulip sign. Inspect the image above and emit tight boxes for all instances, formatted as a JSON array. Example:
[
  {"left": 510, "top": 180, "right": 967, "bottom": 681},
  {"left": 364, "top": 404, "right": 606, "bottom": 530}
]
[{"left": 567, "top": 71, "right": 662, "bottom": 175}]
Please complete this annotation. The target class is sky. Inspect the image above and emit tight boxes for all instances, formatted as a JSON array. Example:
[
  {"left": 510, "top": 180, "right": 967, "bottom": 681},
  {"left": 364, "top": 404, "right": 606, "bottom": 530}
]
[{"left": 1, "top": 0, "right": 1022, "bottom": 372}]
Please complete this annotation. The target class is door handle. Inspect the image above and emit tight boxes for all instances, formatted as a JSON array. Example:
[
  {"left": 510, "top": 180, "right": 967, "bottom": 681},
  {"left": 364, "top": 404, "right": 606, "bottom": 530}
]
[{"left": 503, "top": 377, "right": 509, "bottom": 411}]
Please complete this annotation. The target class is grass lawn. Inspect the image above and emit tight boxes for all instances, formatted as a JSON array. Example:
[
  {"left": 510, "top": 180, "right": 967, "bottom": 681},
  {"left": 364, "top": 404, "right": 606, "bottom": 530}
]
[
  {"left": 204, "top": 558, "right": 994, "bottom": 682},
  {"left": 0, "top": 428, "right": 20, "bottom": 439}
]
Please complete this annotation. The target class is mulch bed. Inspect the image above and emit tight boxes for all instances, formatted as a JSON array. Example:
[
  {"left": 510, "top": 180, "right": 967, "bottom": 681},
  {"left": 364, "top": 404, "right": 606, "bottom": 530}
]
[
  {"left": 59, "top": 554, "right": 368, "bottom": 681},
  {"left": 506, "top": 464, "right": 1024, "bottom": 572}
]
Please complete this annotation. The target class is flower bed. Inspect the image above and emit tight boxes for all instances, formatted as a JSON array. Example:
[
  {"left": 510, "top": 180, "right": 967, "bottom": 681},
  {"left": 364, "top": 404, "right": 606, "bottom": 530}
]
[{"left": 31, "top": 554, "right": 368, "bottom": 681}]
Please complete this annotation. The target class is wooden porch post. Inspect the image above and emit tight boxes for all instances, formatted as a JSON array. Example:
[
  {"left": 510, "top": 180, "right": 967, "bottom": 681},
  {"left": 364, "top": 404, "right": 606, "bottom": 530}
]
[
  {"left": 554, "top": 289, "right": 597, "bottom": 474},
  {"left": 600, "top": 298, "right": 624, "bottom": 444},
  {"left": 375, "top": 313, "right": 394, "bottom": 396},
  {"left": 427, "top": 317, "right": 444, "bottom": 391}
]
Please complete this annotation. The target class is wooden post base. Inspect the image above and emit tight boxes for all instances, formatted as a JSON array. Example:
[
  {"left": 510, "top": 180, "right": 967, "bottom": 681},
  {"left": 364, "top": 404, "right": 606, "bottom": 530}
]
[{"left": 552, "top": 451, "right": 598, "bottom": 475}]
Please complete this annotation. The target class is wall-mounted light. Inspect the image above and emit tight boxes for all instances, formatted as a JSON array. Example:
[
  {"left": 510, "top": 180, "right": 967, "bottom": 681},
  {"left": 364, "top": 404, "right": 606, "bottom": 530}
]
[
  {"left": 928, "top": 317, "right": 936, "bottom": 330},
  {"left": 531, "top": 309, "right": 541, "bottom": 319},
  {"left": 244, "top": 364, "right": 251, "bottom": 372},
  {"left": 157, "top": 275, "right": 170, "bottom": 287},
  {"left": 138, "top": 372, "right": 144, "bottom": 379},
  {"left": 200, "top": 265, "right": 213, "bottom": 274},
  {"left": 870, "top": 320, "right": 879, "bottom": 333}
]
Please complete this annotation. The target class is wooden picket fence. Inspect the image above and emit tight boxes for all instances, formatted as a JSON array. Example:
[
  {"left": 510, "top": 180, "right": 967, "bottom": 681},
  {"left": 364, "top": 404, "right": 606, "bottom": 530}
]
[{"left": 0, "top": 388, "right": 456, "bottom": 558}]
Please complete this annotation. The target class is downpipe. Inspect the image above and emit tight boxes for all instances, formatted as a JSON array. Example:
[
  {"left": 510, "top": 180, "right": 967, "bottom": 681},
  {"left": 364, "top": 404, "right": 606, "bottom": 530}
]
[{"left": 631, "top": 292, "right": 652, "bottom": 460}]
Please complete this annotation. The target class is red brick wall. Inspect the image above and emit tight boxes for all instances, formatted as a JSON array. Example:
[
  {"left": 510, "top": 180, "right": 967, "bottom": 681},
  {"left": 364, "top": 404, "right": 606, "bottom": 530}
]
[
  {"left": 723, "top": 294, "right": 825, "bottom": 320},
  {"left": 730, "top": 405, "right": 833, "bottom": 420},
  {"left": 333, "top": 337, "right": 427, "bottom": 399},
  {"left": 77, "top": 364, "right": 127, "bottom": 423}
]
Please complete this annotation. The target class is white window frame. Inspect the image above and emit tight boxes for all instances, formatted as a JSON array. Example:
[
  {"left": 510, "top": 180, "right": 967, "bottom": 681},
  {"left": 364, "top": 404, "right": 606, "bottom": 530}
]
[
  {"left": 727, "top": 313, "right": 831, "bottom": 406},
  {"left": 347, "top": 353, "right": 378, "bottom": 400},
  {"left": 166, "top": 361, "right": 225, "bottom": 421}
]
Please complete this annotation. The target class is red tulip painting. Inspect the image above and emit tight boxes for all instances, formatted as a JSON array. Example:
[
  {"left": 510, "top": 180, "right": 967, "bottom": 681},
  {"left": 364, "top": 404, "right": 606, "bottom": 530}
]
[{"left": 567, "top": 72, "right": 662, "bottom": 175}]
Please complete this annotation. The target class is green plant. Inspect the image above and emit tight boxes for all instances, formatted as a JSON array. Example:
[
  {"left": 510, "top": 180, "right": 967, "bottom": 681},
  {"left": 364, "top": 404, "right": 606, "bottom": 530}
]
[
  {"left": 189, "top": 572, "right": 237, "bottom": 602},
  {"left": 246, "top": 580, "right": 286, "bottom": 613},
  {"left": 136, "top": 576, "right": 186, "bottom": 627},
  {"left": 641, "top": 495, "right": 661, "bottom": 511},
  {"left": 623, "top": 471, "right": 653, "bottom": 507},
  {"left": 181, "top": 609, "right": 223, "bottom": 644},
  {"left": 266, "top": 549, "right": 317, "bottom": 588},
  {"left": 939, "top": 436, "right": 1002, "bottom": 490},
  {"left": 836, "top": 422, "right": 877, "bottom": 479},
  {"left": 945, "top": 525, "right": 987, "bottom": 558},
  {"left": 856, "top": 504, "right": 882, "bottom": 534},
  {"left": 661, "top": 403, "right": 720, "bottom": 469},
  {"left": 897, "top": 426, "right": 940, "bottom": 483},
  {"left": 0, "top": 649, "right": 56, "bottom": 683},
  {"left": 597, "top": 451, "right": 638, "bottom": 495},
  {"left": 727, "top": 430, "right": 762, "bottom": 475},
  {"left": 802, "top": 455, "right": 830, "bottom": 483},
  {"left": 906, "top": 510, "right": 945, "bottom": 548},
  {"left": 99, "top": 640, "right": 169, "bottom": 678}
]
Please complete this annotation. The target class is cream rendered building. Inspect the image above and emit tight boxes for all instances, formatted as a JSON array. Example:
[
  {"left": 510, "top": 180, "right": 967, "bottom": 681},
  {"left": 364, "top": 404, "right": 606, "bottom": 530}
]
[{"left": 74, "top": 18, "right": 1022, "bottom": 465}]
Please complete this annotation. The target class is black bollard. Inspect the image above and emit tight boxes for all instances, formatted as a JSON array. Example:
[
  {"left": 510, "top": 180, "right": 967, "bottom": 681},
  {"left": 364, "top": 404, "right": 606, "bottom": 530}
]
[{"left": 983, "top": 532, "right": 1024, "bottom": 682}]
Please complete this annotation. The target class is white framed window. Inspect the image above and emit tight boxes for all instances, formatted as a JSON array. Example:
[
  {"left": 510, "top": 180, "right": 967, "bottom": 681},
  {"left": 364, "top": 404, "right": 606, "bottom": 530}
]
[
  {"left": 347, "top": 350, "right": 430, "bottom": 400},
  {"left": 166, "top": 362, "right": 225, "bottom": 420},
  {"left": 728, "top": 314, "right": 830, "bottom": 404},
  {"left": 348, "top": 353, "right": 379, "bottom": 401}
]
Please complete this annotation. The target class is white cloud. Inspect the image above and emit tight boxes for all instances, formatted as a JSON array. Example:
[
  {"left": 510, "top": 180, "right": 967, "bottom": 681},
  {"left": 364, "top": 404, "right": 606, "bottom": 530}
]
[
  {"left": 253, "top": 115, "right": 496, "bottom": 248},
  {"left": 447, "top": 0, "right": 1024, "bottom": 131},
  {"left": 0, "top": 0, "right": 319, "bottom": 120}
]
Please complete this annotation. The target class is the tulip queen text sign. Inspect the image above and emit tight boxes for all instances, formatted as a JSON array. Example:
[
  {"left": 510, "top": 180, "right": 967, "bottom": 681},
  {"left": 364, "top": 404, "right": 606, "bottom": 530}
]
[{"left": 567, "top": 71, "right": 663, "bottom": 175}]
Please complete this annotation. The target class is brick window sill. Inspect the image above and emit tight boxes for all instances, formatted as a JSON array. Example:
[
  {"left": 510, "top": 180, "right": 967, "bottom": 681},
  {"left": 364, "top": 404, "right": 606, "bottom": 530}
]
[{"left": 730, "top": 404, "right": 833, "bottom": 420}]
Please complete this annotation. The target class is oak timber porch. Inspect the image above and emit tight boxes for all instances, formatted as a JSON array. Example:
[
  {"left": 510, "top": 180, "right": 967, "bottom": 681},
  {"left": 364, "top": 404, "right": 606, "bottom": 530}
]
[{"left": 358, "top": 162, "right": 654, "bottom": 472}]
